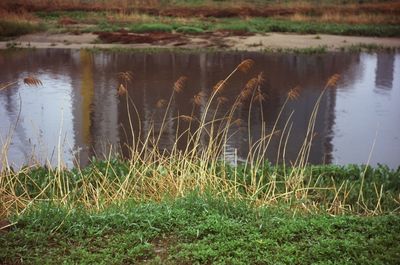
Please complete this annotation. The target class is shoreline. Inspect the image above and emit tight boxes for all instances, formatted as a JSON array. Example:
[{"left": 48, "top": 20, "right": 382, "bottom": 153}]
[{"left": 1, "top": 32, "right": 399, "bottom": 52}]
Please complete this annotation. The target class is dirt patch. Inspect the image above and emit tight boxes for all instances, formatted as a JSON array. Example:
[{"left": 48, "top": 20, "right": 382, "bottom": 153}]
[
  {"left": 212, "top": 30, "right": 255, "bottom": 37},
  {"left": 0, "top": 219, "right": 13, "bottom": 233},
  {"left": 95, "top": 30, "right": 254, "bottom": 45},
  {"left": 1, "top": 32, "right": 399, "bottom": 51},
  {"left": 96, "top": 31, "right": 187, "bottom": 45},
  {"left": 140, "top": 235, "right": 177, "bottom": 264},
  {"left": 58, "top": 17, "right": 79, "bottom": 26}
]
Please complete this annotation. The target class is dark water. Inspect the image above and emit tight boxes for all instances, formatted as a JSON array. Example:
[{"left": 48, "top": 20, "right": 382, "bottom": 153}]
[{"left": 0, "top": 49, "right": 399, "bottom": 169}]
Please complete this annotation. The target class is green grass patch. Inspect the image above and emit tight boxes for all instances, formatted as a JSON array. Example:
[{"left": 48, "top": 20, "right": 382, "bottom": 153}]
[
  {"left": 340, "top": 43, "right": 400, "bottom": 53},
  {"left": 35, "top": 11, "right": 106, "bottom": 22},
  {"left": 247, "top": 18, "right": 400, "bottom": 37},
  {"left": 264, "top": 45, "right": 328, "bottom": 54},
  {"left": 1, "top": 193, "right": 399, "bottom": 264},
  {"left": 128, "top": 23, "right": 174, "bottom": 33},
  {"left": 176, "top": 26, "right": 205, "bottom": 34},
  {"left": 214, "top": 20, "right": 254, "bottom": 32}
]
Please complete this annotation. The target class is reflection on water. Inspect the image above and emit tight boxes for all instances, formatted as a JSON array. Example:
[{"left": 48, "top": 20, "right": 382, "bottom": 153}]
[{"left": 0, "top": 49, "right": 399, "bottom": 169}]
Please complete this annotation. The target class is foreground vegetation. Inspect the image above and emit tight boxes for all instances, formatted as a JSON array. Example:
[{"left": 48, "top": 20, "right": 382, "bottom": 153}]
[
  {"left": 2, "top": 192, "right": 400, "bottom": 264},
  {"left": 1, "top": 58, "right": 399, "bottom": 263}
]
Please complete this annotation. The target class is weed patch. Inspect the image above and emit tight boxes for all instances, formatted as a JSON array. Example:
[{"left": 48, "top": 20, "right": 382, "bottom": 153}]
[
  {"left": 0, "top": 20, "right": 44, "bottom": 38},
  {"left": 129, "top": 23, "right": 174, "bottom": 33}
]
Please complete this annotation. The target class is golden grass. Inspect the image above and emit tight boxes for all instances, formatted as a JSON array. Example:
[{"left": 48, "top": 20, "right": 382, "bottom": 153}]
[
  {"left": 0, "top": 10, "right": 38, "bottom": 22},
  {"left": 107, "top": 12, "right": 155, "bottom": 23},
  {"left": 287, "top": 12, "right": 400, "bottom": 25},
  {"left": 0, "top": 62, "right": 396, "bottom": 218}
]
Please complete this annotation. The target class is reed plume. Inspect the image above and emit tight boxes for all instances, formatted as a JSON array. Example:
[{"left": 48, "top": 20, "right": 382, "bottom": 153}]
[
  {"left": 156, "top": 99, "right": 167, "bottom": 108},
  {"left": 117, "top": 71, "right": 133, "bottom": 83},
  {"left": 326, "top": 74, "right": 340, "bottom": 88},
  {"left": 240, "top": 72, "right": 265, "bottom": 103},
  {"left": 254, "top": 90, "right": 267, "bottom": 103},
  {"left": 192, "top": 92, "right": 204, "bottom": 106},
  {"left": 237, "top": 59, "right": 254, "bottom": 73},
  {"left": 257, "top": 72, "right": 265, "bottom": 83},
  {"left": 212, "top": 80, "right": 226, "bottom": 94},
  {"left": 179, "top": 115, "right": 193, "bottom": 122},
  {"left": 23, "top": 76, "right": 42, "bottom": 86},
  {"left": 239, "top": 89, "right": 253, "bottom": 102},
  {"left": 288, "top": 86, "right": 301, "bottom": 100},
  {"left": 217, "top": 96, "right": 229, "bottom": 105},
  {"left": 117, "top": 83, "right": 127, "bottom": 95},
  {"left": 244, "top": 77, "right": 259, "bottom": 91},
  {"left": 232, "top": 118, "right": 244, "bottom": 126},
  {"left": 173, "top": 76, "right": 188, "bottom": 93},
  {"left": 1, "top": 75, "right": 43, "bottom": 91}
]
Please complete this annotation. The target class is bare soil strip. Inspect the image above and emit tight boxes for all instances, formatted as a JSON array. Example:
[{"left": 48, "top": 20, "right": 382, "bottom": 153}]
[{"left": 1, "top": 32, "right": 399, "bottom": 51}]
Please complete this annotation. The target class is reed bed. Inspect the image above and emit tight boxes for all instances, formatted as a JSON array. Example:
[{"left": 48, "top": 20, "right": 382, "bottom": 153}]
[{"left": 0, "top": 59, "right": 399, "bottom": 221}]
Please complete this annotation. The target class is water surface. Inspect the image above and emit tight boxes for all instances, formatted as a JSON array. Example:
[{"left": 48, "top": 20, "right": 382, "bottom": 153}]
[{"left": 0, "top": 49, "right": 399, "bottom": 168}]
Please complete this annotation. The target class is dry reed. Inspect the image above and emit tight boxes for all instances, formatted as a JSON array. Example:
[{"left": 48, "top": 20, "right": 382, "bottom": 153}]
[{"left": 0, "top": 64, "right": 396, "bottom": 219}]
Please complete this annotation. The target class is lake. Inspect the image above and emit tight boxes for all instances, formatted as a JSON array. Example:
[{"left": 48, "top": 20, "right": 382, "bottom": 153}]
[{"left": 0, "top": 49, "right": 399, "bottom": 169}]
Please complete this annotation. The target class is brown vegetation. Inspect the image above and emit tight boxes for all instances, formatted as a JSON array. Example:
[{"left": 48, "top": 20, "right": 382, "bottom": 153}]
[
  {"left": 97, "top": 30, "right": 186, "bottom": 44},
  {"left": 1, "top": 0, "right": 399, "bottom": 22}
]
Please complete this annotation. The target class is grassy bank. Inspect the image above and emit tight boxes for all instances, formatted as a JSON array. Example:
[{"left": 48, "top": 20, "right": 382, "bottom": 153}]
[
  {"left": 34, "top": 10, "right": 400, "bottom": 37},
  {"left": 1, "top": 192, "right": 400, "bottom": 264},
  {"left": 0, "top": 11, "right": 45, "bottom": 39},
  {"left": 1, "top": 1, "right": 400, "bottom": 38},
  {"left": 2, "top": 159, "right": 400, "bottom": 216}
]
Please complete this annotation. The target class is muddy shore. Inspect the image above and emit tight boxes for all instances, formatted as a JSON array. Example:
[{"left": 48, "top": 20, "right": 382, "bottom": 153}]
[{"left": 1, "top": 32, "right": 399, "bottom": 51}]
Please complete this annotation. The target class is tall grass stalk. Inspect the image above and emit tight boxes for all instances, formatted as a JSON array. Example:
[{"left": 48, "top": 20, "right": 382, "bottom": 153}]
[{"left": 0, "top": 63, "right": 398, "bottom": 220}]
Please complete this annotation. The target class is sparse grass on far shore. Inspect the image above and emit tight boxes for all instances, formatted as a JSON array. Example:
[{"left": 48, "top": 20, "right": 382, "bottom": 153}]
[
  {"left": 34, "top": 11, "right": 400, "bottom": 37},
  {"left": 0, "top": 11, "right": 45, "bottom": 39},
  {"left": 1, "top": 0, "right": 400, "bottom": 38}
]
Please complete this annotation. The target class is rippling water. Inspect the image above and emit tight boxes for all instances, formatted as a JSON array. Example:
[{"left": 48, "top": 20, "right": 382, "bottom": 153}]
[{"left": 0, "top": 49, "right": 399, "bottom": 169}]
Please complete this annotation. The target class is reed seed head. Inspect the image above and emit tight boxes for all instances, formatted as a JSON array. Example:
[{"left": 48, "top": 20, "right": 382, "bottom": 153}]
[
  {"left": 254, "top": 90, "right": 267, "bottom": 103},
  {"left": 288, "top": 86, "right": 301, "bottom": 101},
  {"left": 326, "top": 74, "right": 340, "bottom": 88},
  {"left": 117, "top": 71, "right": 133, "bottom": 83},
  {"left": 156, "top": 99, "right": 167, "bottom": 108},
  {"left": 244, "top": 77, "right": 258, "bottom": 91},
  {"left": 217, "top": 96, "right": 229, "bottom": 105},
  {"left": 117, "top": 83, "right": 127, "bottom": 95},
  {"left": 179, "top": 115, "right": 193, "bottom": 122},
  {"left": 232, "top": 118, "right": 244, "bottom": 126},
  {"left": 237, "top": 59, "right": 254, "bottom": 73},
  {"left": 257, "top": 71, "right": 265, "bottom": 83},
  {"left": 23, "top": 76, "right": 42, "bottom": 87},
  {"left": 213, "top": 80, "right": 226, "bottom": 94},
  {"left": 173, "top": 76, "right": 188, "bottom": 93},
  {"left": 192, "top": 95, "right": 202, "bottom": 106},
  {"left": 198, "top": 91, "right": 207, "bottom": 97},
  {"left": 239, "top": 88, "right": 253, "bottom": 102}
]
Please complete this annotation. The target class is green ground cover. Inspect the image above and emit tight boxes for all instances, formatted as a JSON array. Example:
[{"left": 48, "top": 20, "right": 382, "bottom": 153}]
[{"left": 1, "top": 191, "right": 399, "bottom": 264}]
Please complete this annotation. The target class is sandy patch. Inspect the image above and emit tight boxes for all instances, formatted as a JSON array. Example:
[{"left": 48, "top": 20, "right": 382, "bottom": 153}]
[{"left": 0, "top": 32, "right": 399, "bottom": 51}]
